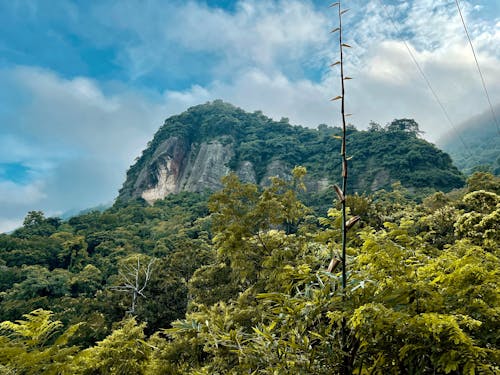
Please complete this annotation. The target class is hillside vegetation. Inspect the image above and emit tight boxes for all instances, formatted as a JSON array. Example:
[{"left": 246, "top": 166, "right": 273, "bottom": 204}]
[
  {"left": 0, "top": 170, "right": 498, "bottom": 373},
  {"left": 439, "top": 105, "right": 500, "bottom": 175},
  {"left": 119, "top": 101, "right": 464, "bottom": 203}
]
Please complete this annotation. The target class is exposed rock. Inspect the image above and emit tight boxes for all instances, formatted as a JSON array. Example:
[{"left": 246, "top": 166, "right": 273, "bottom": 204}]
[
  {"left": 371, "top": 169, "right": 391, "bottom": 191},
  {"left": 141, "top": 161, "right": 178, "bottom": 203},
  {"left": 134, "top": 138, "right": 235, "bottom": 203},
  {"left": 180, "top": 140, "right": 234, "bottom": 192},
  {"left": 132, "top": 137, "right": 189, "bottom": 203},
  {"left": 305, "top": 177, "right": 330, "bottom": 192},
  {"left": 236, "top": 161, "right": 257, "bottom": 184},
  {"left": 260, "top": 160, "right": 290, "bottom": 186}
]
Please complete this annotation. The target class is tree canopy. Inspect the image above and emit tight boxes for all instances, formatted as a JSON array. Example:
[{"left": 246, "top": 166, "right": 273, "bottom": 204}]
[{"left": 0, "top": 171, "right": 498, "bottom": 373}]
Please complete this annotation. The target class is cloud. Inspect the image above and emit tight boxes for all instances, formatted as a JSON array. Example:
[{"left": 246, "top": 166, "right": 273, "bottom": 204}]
[
  {"left": 0, "top": 180, "right": 46, "bottom": 233},
  {"left": 1, "top": 0, "right": 499, "bottom": 233},
  {"left": 5, "top": 67, "right": 158, "bottom": 160},
  {"left": 0, "top": 66, "right": 188, "bottom": 232},
  {"left": 322, "top": 0, "right": 500, "bottom": 140},
  {"left": 0, "top": 180, "right": 46, "bottom": 205},
  {"left": 0, "top": 218, "right": 24, "bottom": 234},
  {"left": 198, "top": 69, "right": 333, "bottom": 127},
  {"left": 84, "top": 0, "right": 329, "bottom": 83}
]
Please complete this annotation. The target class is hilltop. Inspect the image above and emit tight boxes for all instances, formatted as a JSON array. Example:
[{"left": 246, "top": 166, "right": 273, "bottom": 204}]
[
  {"left": 118, "top": 100, "right": 464, "bottom": 204},
  {"left": 438, "top": 104, "right": 500, "bottom": 175}
]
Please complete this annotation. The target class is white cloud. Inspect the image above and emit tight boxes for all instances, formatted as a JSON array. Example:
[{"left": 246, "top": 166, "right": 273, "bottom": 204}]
[
  {"left": 209, "top": 69, "right": 333, "bottom": 127},
  {"left": 0, "top": 218, "right": 23, "bottom": 234},
  {"left": 7, "top": 67, "right": 160, "bottom": 160},
  {"left": 92, "top": 0, "right": 329, "bottom": 80},
  {"left": 1, "top": 0, "right": 499, "bottom": 232},
  {"left": 0, "top": 66, "right": 192, "bottom": 227},
  {"left": 0, "top": 180, "right": 46, "bottom": 205},
  {"left": 325, "top": 0, "right": 500, "bottom": 140}
]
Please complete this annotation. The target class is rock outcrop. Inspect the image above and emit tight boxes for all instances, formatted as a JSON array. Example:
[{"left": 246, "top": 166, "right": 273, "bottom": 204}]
[
  {"left": 180, "top": 140, "right": 234, "bottom": 194},
  {"left": 117, "top": 101, "right": 465, "bottom": 204},
  {"left": 130, "top": 137, "right": 189, "bottom": 202},
  {"left": 129, "top": 138, "right": 235, "bottom": 204},
  {"left": 126, "top": 137, "right": 296, "bottom": 203}
]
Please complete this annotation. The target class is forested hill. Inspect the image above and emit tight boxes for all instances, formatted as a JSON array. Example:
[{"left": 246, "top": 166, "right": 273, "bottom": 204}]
[
  {"left": 118, "top": 100, "right": 464, "bottom": 203},
  {"left": 0, "top": 170, "right": 498, "bottom": 373},
  {"left": 438, "top": 104, "right": 500, "bottom": 175}
]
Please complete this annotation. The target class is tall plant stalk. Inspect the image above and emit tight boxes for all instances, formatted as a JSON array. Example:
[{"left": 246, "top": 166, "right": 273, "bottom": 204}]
[
  {"left": 329, "top": 1, "right": 357, "bottom": 373},
  {"left": 339, "top": 3, "right": 349, "bottom": 371},
  {"left": 338, "top": 1, "right": 348, "bottom": 299}
]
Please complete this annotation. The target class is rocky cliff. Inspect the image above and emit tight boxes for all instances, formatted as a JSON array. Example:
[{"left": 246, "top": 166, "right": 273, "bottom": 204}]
[
  {"left": 118, "top": 101, "right": 465, "bottom": 203},
  {"left": 121, "top": 136, "right": 289, "bottom": 204}
]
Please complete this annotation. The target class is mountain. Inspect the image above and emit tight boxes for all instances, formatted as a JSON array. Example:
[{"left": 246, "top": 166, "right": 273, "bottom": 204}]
[
  {"left": 118, "top": 100, "right": 464, "bottom": 204},
  {"left": 438, "top": 105, "right": 500, "bottom": 175},
  {"left": 60, "top": 203, "right": 112, "bottom": 220}
]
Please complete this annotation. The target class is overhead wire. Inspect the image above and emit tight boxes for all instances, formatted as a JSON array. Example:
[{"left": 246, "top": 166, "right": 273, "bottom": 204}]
[
  {"left": 380, "top": 1, "right": 474, "bottom": 158},
  {"left": 454, "top": 0, "right": 500, "bottom": 137}
]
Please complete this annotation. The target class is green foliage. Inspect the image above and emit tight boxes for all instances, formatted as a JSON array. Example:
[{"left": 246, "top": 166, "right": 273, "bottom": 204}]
[
  {"left": 439, "top": 113, "right": 500, "bottom": 176},
  {"left": 0, "top": 168, "right": 498, "bottom": 374},
  {"left": 0, "top": 190, "right": 213, "bottom": 345},
  {"left": 455, "top": 190, "right": 500, "bottom": 251},
  {"left": 206, "top": 168, "right": 310, "bottom": 291},
  {"left": 119, "top": 101, "right": 465, "bottom": 203},
  {"left": 71, "top": 318, "right": 150, "bottom": 374},
  {"left": 0, "top": 309, "right": 81, "bottom": 374},
  {"left": 466, "top": 172, "right": 500, "bottom": 194},
  {"left": 145, "top": 172, "right": 498, "bottom": 374}
]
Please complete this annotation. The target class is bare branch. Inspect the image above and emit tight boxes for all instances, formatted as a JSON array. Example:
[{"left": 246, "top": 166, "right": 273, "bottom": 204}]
[{"left": 110, "top": 256, "right": 156, "bottom": 315}]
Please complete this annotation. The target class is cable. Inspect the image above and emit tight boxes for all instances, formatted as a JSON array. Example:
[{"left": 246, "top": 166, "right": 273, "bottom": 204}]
[
  {"left": 455, "top": 0, "right": 500, "bottom": 136},
  {"left": 380, "top": 2, "right": 474, "bottom": 158}
]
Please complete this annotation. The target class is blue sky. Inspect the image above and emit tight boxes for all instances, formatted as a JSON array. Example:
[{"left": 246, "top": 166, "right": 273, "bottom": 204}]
[{"left": 0, "top": 0, "right": 499, "bottom": 232}]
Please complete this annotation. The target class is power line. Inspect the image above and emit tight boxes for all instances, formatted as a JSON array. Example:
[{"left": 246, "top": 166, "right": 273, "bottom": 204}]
[
  {"left": 454, "top": 0, "right": 500, "bottom": 136},
  {"left": 380, "top": 2, "right": 474, "bottom": 158}
]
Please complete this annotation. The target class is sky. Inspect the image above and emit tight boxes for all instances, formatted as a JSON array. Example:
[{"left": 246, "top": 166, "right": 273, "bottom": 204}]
[{"left": 0, "top": 0, "right": 499, "bottom": 233}]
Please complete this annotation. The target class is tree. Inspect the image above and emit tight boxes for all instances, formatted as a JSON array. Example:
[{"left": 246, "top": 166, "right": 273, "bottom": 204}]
[
  {"left": 72, "top": 318, "right": 150, "bottom": 374},
  {"left": 386, "top": 118, "right": 423, "bottom": 136},
  {"left": 0, "top": 309, "right": 80, "bottom": 374},
  {"left": 23, "top": 211, "right": 45, "bottom": 227},
  {"left": 110, "top": 255, "right": 155, "bottom": 315},
  {"left": 466, "top": 171, "right": 500, "bottom": 194}
]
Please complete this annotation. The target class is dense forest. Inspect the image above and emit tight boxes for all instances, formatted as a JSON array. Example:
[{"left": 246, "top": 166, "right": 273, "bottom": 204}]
[
  {"left": 439, "top": 105, "right": 500, "bottom": 176},
  {"left": 118, "top": 101, "right": 465, "bottom": 203},
  {"left": 0, "top": 168, "right": 498, "bottom": 373},
  {"left": 1, "top": 0, "right": 498, "bottom": 372}
]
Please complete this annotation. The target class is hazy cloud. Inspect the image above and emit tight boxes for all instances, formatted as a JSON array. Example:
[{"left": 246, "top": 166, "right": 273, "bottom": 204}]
[
  {"left": 0, "top": 0, "right": 499, "bottom": 232},
  {"left": 92, "top": 0, "right": 329, "bottom": 82},
  {"left": 0, "top": 66, "right": 184, "bottom": 231}
]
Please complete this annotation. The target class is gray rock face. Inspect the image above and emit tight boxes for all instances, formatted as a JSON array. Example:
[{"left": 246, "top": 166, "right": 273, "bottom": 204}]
[
  {"left": 236, "top": 161, "right": 257, "bottom": 184},
  {"left": 305, "top": 178, "right": 330, "bottom": 192},
  {"left": 180, "top": 140, "right": 234, "bottom": 192},
  {"left": 131, "top": 137, "right": 241, "bottom": 203},
  {"left": 131, "top": 137, "right": 189, "bottom": 203},
  {"left": 125, "top": 136, "right": 331, "bottom": 204},
  {"left": 371, "top": 169, "right": 391, "bottom": 191},
  {"left": 260, "top": 160, "right": 290, "bottom": 186}
]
